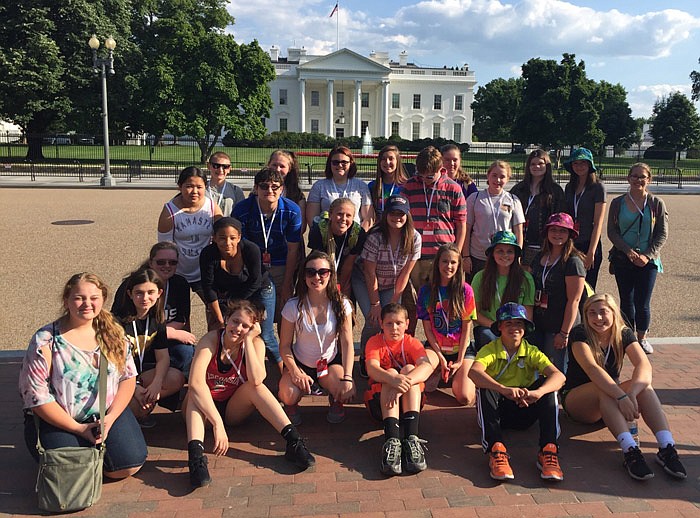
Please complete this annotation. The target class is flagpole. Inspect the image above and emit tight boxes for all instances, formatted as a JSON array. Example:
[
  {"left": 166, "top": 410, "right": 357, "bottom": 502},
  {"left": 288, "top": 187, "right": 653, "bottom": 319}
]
[{"left": 337, "top": 1, "right": 340, "bottom": 51}]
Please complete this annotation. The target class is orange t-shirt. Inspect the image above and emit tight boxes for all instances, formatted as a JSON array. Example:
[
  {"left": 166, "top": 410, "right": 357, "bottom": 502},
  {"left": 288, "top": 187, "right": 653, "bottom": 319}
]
[{"left": 365, "top": 333, "right": 428, "bottom": 372}]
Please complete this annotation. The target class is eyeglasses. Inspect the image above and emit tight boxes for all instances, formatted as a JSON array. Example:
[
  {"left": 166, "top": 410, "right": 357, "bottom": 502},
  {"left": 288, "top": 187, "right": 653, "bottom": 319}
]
[
  {"left": 305, "top": 267, "right": 332, "bottom": 278},
  {"left": 629, "top": 175, "right": 649, "bottom": 180},
  {"left": 257, "top": 182, "right": 282, "bottom": 192},
  {"left": 331, "top": 159, "right": 350, "bottom": 167},
  {"left": 210, "top": 162, "right": 231, "bottom": 170},
  {"left": 155, "top": 259, "right": 178, "bottom": 266}
]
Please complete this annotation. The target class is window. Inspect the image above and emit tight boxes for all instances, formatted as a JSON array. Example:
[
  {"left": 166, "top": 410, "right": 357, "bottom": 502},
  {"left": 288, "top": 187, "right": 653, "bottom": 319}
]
[
  {"left": 413, "top": 94, "right": 421, "bottom": 109},
  {"left": 361, "top": 92, "right": 370, "bottom": 108},
  {"left": 391, "top": 121, "right": 400, "bottom": 137},
  {"left": 433, "top": 95, "right": 442, "bottom": 110},
  {"left": 412, "top": 122, "right": 420, "bottom": 140},
  {"left": 279, "top": 118, "right": 288, "bottom": 132},
  {"left": 432, "top": 123, "right": 441, "bottom": 139},
  {"left": 453, "top": 123, "right": 462, "bottom": 143},
  {"left": 311, "top": 90, "right": 320, "bottom": 107},
  {"left": 279, "top": 89, "right": 287, "bottom": 106},
  {"left": 455, "top": 95, "right": 463, "bottom": 111},
  {"left": 336, "top": 91, "right": 344, "bottom": 108},
  {"left": 391, "top": 93, "right": 400, "bottom": 109},
  {"left": 335, "top": 127, "right": 345, "bottom": 138},
  {"left": 311, "top": 119, "right": 319, "bottom": 133},
  {"left": 361, "top": 121, "right": 369, "bottom": 136}
]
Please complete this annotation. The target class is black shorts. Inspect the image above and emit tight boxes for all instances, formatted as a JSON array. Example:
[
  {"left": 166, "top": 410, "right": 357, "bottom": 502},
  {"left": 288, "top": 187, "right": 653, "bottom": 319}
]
[{"left": 294, "top": 350, "right": 342, "bottom": 382}]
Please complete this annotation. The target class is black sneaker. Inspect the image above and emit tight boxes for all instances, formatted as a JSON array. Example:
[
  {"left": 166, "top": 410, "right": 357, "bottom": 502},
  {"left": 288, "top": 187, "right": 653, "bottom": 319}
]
[
  {"left": 402, "top": 435, "right": 428, "bottom": 473},
  {"left": 656, "top": 444, "right": 687, "bottom": 479},
  {"left": 359, "top": 356, "right": 369, "bottom": 379},
  {"left": 623, "top": 446, "right": 654, "bottom": 481},
  {"left": 188, "top": 455, "right": 212, "bottom": 487},
  {"left": 285, "top": 437, "right": 316, "bottom": 470},
  {"left": 381, "top": 437, "right": 402, "bottom": 476}
]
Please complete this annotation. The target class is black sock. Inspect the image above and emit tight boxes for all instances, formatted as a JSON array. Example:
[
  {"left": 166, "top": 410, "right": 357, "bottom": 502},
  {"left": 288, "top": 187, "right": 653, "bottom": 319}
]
[
  {"left": 188, "top": 439, "right": 205, "bottom": 458},
  {"left": 402, "top": 411, "right": 420, "bottom": 438},
  {"left": 281, "top": 424, "right": 300, "bottom": 443},
  {"left": 383, "top": 417, "right": 400, "bottom": 440}
]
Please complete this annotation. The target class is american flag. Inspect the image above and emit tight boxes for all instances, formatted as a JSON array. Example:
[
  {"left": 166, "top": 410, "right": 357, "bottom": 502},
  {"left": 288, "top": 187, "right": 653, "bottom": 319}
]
[{"left": 329, "top": 2, "right": 338, "bottom": 17}]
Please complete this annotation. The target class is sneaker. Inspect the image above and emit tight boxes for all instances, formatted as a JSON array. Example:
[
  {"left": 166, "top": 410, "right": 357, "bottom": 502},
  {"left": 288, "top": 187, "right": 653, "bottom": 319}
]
[
  {"left": 639, "top": 339, "right": 654, "bottom": 354},
  {"left": 285, "top": 404, "right": 302, "bottom": 426},
  {"left": 623, "top": 446, "right": 654, "bottom": 480},
  {"left": 402, "top": 435, "right": 428, "bottom": 473},
  {"left": 359, "top": 356, "right": 369, "bottom": 379},
  {"left": 380, "top": 437, "right": 402, "bottom": 476},
  {"left": 489, "top": 442, "right": 514, "bottom": 481},
  {"left": 285, "top": 437, "right": 316, "bottom": 470},
  {"left": 537, "top": 443, "right": 564, "bottom": 481},
  {"left": 138, "top": 414, "right": 157, "bottom": 429},
  {"left": 188, "top": 455, "right": 212, "bottom": 487},
  {"left": 310, "top": 382, "right": 324, "bottom": 396},
  {"left": 327, "top": 399, "right": 346, "bottom": 424},
  {"left": 656, "top": 444, "right": 687, "bottom": 479}
]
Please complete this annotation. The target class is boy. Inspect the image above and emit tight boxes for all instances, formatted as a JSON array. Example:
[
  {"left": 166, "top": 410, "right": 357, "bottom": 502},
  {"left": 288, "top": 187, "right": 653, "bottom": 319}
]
[
  {"left": 207, "top": 151, "right": 245, "bottom": 216},
  {"left": 468, "top": 302, "right": 565, "bottom": 482},
  {"left": 364, "top": 303, "right": 436, "bottom": 476}
]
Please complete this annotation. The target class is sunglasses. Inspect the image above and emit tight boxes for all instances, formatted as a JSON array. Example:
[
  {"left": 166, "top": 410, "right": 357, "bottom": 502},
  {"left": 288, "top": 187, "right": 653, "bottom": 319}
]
[
  {"left": 331, "top": 159, "right": 350, "bottom": 167},
  {"left": 305, "top": 267, "right": 332, "bottom": 278},
  {"left": 155, "top": 259, "right": 178, "bottom": 266},
  {"left": 210, "top": 162, "right": 231, "bottom": 170},
  {"left": 257, "top": 182, "right": 282, "bottom": 192}
]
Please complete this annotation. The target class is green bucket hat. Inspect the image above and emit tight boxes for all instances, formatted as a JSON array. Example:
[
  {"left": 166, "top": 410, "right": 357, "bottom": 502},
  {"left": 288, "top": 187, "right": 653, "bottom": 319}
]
[
  {"left": 485, "top": 230, "right": 521, "bottom": 257},
  {"left": 564, "top": 147, "right": 597, "bottom": 174}
]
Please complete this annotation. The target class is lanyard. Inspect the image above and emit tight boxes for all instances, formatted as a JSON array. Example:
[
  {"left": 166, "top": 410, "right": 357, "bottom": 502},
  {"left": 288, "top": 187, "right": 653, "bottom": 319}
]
[
  {"left": 483, "top": 189, "right": 503, "bottom": 232},
  {"left": 380, "top": 183, "right": 397, "bottom": 212},
  {"left": 495, "top": 278, "right": 502, "bottom": 305},
  {"left": 306, "top": 300, "right": 332, "bottom": 358},
  {"left": 603, "top": 344, "right": 612, "bottom": 367},
  {"left": 423, "top": 182, "right": 438, "bottom": 221},
  {"left": 384, "top": 335, "right": 406, "bottom": 370},
  {"left": 163, "top": 280, "right": 170, "bottom": 320},
  {"left": 541, "top": 255, "right": 560, "bottom": 288},
  {"left": 525, "top": 193, "right": 536, "bottom": 216},
  {"left": 333, "top": 233, "right": 348, "bottom": 272},
  {"left": 437, "top": 287, "right": 450, "bottom": 326},
  {"left": 256, "top": 197, "right": 278, "bottom": 252},
  {"left": 386, "top": 239, "right": 400, "bottom": 279},
  {"left": 132, "top": 316, "right": 149, "bottom": 372},
  {"left": 221, "top": 331, "right": 246, "bottom": 383},
  {"left": 573, "top": 187, "right": 586, "bottom": 221},
  {"left": 209, "top": 183, "right": 226, "bottom": 207},
  {"left": 626, "top": 191, "right": 647, "bottom": 218},
  {"left": 332, "top": 179, "right": 349, "bottom": 199},
  {"left": 494, "top": 344, "right": 520, "bottom": 380}
]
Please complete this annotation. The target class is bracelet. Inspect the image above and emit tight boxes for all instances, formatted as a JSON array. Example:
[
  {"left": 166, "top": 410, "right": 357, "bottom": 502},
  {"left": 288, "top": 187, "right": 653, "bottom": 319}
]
[
  {"left": 370, "top": 301, "right": 380, "bottom": 307},
  {"left": 341, "top": 378, "right": 354, "bottom": 383},
  {"left": 559, "top": 331, "right": 569, "bottom": 339},
  {"left": 617, "top": 393, "right": 628, "bottom": 401}
]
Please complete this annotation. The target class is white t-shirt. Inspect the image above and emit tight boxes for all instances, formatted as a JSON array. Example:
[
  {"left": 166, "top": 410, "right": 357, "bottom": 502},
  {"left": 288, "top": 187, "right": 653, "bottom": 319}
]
[
  {"left": 307, "top": 178, "right": 372, "bottom": 224},
  {"left": 281, "top": 297, "right": 353, "bottom": 368},
  {"left": 467, "top": 189, "right": 525, "bottom": 261}
]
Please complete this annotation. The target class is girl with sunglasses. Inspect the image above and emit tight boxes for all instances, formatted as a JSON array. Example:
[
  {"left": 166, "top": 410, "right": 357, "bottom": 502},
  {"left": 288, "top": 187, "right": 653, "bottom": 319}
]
[{"left": 278, "top": 251, "right": 355, "bottom": 425}]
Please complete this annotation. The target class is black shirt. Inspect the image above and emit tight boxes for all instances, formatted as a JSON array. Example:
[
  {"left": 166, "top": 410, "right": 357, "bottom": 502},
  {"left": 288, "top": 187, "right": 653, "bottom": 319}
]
[{"left": 531, "top": 252, "right": 586, "bottom": 333}]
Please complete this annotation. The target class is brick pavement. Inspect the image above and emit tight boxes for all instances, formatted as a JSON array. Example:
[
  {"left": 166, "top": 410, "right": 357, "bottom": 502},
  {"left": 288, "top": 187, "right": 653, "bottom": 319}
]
[{"left": 2, "top": 341, "right": 699, "bottom": 517}]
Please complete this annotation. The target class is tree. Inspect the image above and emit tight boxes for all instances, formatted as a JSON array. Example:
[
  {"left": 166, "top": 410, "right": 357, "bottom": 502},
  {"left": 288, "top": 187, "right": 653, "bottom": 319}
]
[
  {"left": 649, "top": 92, "right": 700, "bottom": 166},
  {"left": 691, "top": 58, "right": 700, "bottom": 101},
  {"left": 595, "top": 81, "right": 637, "bottom": 153},
  {"left": 470, "top": 77, "right": 523, "bottom": 142}
]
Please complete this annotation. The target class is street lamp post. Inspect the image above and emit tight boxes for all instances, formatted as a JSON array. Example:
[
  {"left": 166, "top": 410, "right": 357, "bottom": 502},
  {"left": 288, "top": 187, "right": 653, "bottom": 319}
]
[{"left": 88, "top": 34, "right": 117, "bottom": 187}]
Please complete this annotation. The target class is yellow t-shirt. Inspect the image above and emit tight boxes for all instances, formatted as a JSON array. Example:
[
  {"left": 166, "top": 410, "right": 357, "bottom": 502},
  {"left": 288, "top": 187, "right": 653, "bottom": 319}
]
[{"left": 474, "top": 337, "right": 551, "bottom": 388}]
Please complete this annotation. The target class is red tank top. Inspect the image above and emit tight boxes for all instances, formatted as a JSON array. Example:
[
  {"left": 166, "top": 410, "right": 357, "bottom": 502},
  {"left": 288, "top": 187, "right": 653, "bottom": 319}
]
[{"left": 205, "top": 331, "right": 247, "bottom": 402}]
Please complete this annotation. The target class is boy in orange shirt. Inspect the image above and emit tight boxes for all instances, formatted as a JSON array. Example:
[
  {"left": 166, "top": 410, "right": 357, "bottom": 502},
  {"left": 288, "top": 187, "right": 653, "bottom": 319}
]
[{"left": 364, "top": 303, "right": 436, "bottom": 476}]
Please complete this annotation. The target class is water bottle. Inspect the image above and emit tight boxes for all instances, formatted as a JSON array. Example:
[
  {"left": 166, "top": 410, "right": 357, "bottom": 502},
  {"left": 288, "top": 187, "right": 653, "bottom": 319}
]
[{"left": 627, "top": 420, "right": 640, "bottom": 446}]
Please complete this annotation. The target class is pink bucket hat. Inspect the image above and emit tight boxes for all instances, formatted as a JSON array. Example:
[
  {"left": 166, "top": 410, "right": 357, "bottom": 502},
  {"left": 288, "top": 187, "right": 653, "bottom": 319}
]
[{"left": 543, "top": 212, "right": 579, "bottom": 240}]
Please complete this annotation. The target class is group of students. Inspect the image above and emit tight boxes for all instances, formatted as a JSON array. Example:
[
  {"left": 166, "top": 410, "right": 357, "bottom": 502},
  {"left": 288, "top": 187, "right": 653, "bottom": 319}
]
[{"left": 20, "top": 145, "right": 683, "bottom": 494}]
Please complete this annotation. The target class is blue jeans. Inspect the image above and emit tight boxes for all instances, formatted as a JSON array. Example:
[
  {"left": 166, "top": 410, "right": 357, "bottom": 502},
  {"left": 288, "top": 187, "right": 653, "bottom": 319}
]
[
  {"left": 24, "top": 408, "right": 147, "bottom": 472},
  {"left": 530, "top": 330, "right": 568, "bottom": 374},
  {"left": 614, "top": 261, "right": 658, "bottom": 334},
  {"left": 169, "top": 343, "right": 194, "bottom": 379},
  {"left": 576, "top": 240, "right": 603, "bottom": 290},
  {"left": 474, "top": 325, "right": 497, "bottom": 352},
  {"left": 256, "top": 281, "right": 281, "bottom": 364}
]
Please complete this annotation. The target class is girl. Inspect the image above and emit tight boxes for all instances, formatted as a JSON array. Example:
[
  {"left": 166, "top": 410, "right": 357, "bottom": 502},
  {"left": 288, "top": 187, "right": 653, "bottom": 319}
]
[
  {"left": 417, "top": 243, "right": 477, "bottom": 405},
  {"left": 464, "top": 160, "right": 525, "bottom": 278},
  {"left": 562, "top": 294, "right": 686, "bottom": 481},
  {"left": 361, "top": 195, "right": 421, "bottom": 366},
  {"left": 607, "top": 163, "right": 668, "bottom": 355},
  {"left": 307, "top": 146, "right": 374, "bottom": 231},
  {"left": 511, "top": 149, "right": 566, "bottom": 268},
  {"left": 531, "top": 213, "right": 586, "bottom": 373},
  {"left": 471, "top": 230, "right": 535, "bottom": 350},
  {"left": 113, "top": 269, "right": 185, "bottom": 425},
  {"left": 20, "top": 273, "right": 146, "bottom": 480},
  {"left": 278, "top": 251, "right": 355, "bottom": 425},
  {"left": 268, "top": 149, "right": 307, "bottom": 232},
  {"left": 157, "top": 166, "right": 223, "bottom": 299},
  {"left": 368, "top": 145, "right": 409, "bottom": 221},
  {"left": 199, "top": 217, "right": 281, "bottom": 371},
  {"left": 564, "top": 148, "right": 606, "bottom": 289},
  {"left": 441, "top": 143, "right": 477, "bottom": 200},
  {"left": 184, "top": 300, "right": 314, "bottom": 487}
]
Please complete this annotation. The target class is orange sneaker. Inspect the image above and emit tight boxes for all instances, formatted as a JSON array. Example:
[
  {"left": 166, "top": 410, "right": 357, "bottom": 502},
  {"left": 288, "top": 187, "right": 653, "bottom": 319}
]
[
  {"left": 489, "top": 442, "right": 514, "bottom": 480},
  {"left": 537, "top": 443, "right": 564, "bottom": 481}
]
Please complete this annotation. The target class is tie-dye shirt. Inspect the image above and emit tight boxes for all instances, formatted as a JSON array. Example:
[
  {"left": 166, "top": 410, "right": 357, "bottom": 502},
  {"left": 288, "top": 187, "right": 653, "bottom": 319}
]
[
  {"left": 19, "top": 322, "right": 137, "bottom": 423},
  {"left": 417, "top": 282, "right": 477, "bottom": 354}
]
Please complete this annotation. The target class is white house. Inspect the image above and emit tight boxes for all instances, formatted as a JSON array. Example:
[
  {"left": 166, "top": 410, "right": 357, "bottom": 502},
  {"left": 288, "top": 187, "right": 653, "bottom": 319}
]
[{"left": 264, "top": 47, "right": 476, "bottom": 144}]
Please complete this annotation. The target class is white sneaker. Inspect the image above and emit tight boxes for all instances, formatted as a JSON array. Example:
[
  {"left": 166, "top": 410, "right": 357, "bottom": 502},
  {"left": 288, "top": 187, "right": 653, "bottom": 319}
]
[{"left": 639, "top": 338, "right": 654, "bottom": 354}]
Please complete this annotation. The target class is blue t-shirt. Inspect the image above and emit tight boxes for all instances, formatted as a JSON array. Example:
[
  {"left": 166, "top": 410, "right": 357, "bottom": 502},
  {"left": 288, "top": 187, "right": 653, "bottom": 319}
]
[{"left": 232, "top": 196, "right": 302, "bottom": 266}]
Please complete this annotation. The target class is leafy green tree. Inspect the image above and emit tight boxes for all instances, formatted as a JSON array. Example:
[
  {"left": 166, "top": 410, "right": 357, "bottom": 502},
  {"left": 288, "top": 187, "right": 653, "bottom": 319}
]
[
  {"left": 650, "top": 92, "right": 700, "bottom": 166},
  {"left": 595, "top": 81, "right": 637, "bottom": 153},
  {"left": 691, "top": 58, "right": 700, "bottom": 101},
  {"left": 470, "top": 78, "right": 523, "bottom": 141}
]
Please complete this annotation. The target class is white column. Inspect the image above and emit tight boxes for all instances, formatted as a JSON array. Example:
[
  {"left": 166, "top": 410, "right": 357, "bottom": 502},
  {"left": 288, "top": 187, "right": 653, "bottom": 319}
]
[
  {"left": 354, "top": 80, "right": 362, "bottom": 137},
  {"left": 382, "top": 80, "right": 390, "bottom": 138},
  {"left": 299, "top": 78, "right": 306, "bottom": 133},
  {"left": 327, "top": 79, "right": 334, "bottom": 137}
]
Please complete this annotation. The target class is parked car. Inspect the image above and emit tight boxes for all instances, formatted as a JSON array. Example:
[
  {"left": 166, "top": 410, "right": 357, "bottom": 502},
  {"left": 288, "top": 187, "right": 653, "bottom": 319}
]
[{"left": 42, "top": 134, "right": 73, "bottom": 145}]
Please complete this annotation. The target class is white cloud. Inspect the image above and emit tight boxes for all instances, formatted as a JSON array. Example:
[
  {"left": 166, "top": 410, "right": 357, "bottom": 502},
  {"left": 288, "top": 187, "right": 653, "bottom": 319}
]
[{"left": 628, "top": 84, "right": 696, "bottom": 118}]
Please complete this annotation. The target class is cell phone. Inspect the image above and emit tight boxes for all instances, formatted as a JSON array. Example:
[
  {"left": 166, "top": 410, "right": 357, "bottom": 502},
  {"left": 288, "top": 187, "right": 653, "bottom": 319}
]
[{"left": 90, "top": 415, "right": 100, "bottom": 438}]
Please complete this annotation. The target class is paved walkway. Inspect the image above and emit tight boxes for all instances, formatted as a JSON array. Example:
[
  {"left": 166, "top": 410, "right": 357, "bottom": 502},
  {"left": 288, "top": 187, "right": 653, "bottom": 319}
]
[{"left": 3, "top": 340, "right": 699, "bottom": 517}]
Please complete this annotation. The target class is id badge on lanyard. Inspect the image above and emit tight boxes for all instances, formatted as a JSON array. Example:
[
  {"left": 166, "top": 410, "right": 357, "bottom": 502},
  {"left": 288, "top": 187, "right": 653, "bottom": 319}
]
[{"left": 316, "top": 358, "right": 329, "bottom": 378}]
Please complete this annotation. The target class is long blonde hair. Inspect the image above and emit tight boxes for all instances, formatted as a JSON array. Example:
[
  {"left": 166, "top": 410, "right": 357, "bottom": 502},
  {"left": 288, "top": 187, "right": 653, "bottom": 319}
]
[
  {"left": 61, "top": 273, "right": 127, "bottom": 371},
  {"left": 582, "top": 293, "right": 626, "bottom": 373}
]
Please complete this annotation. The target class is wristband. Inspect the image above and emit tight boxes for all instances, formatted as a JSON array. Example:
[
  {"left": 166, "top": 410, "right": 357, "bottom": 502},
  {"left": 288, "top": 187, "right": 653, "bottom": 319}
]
[
  {"left": 617, "top": 393, "right": 628, "bottom": 401},
  {"left": 341, "top": 378, "right": 353, "bottom": 383},
  {"left": 370, "top": 301, "right": 380, "bottom": 307}
]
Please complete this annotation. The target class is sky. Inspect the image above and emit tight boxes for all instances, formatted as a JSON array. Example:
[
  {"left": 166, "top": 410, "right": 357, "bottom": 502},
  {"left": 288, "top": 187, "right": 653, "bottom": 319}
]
[{"left": 224, "top": 0, "right": 700, "bottom": 119}]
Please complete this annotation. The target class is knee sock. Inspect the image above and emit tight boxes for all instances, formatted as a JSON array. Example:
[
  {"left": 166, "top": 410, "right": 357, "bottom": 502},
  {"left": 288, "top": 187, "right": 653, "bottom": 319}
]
[
  {"left": 402, "top": 411, "right": 420, "bottom": 438},
  {"left": 383, "top": 417, "right": 400, "bottom": 440},
  {"left": 188, "top": 439, "right": 205, "bottom": 459},
  {"left": 281, "top": 424, "right": 300, "bottom": 444},
  {"left": 655, "top": 430, "right": 674, "bottom": 449},
  {"left": 616, "top": 432, "right": 637, "bottom": 452}
]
